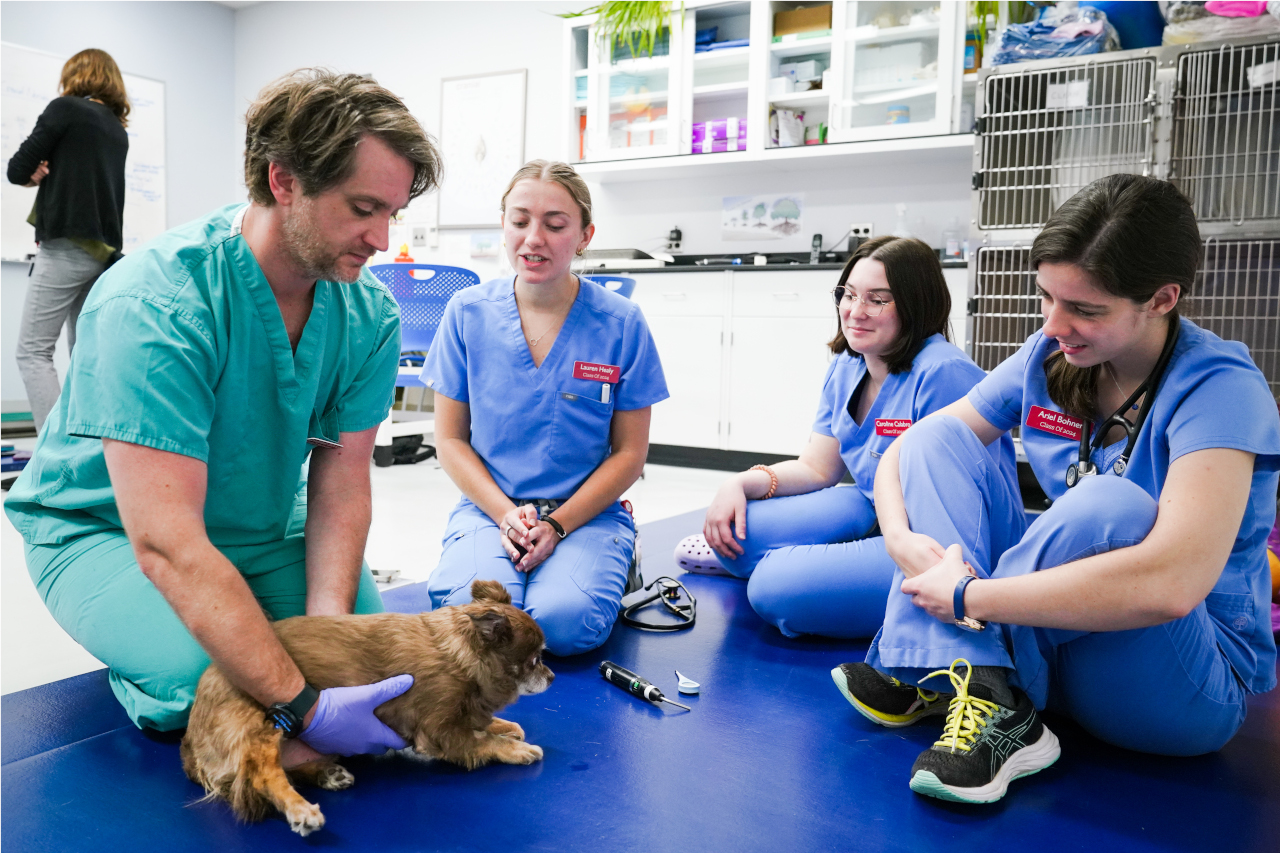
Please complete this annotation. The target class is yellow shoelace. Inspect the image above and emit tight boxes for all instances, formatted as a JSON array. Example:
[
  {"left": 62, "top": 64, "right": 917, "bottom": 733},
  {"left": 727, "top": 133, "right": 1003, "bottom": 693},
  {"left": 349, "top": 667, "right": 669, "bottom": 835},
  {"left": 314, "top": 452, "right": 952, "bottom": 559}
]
[
  {"left": 921, "top": 658, "right": 1000, "bottom": 754},
  {"left": 887, "top": 675, "right": 941, "bottom": 705}
]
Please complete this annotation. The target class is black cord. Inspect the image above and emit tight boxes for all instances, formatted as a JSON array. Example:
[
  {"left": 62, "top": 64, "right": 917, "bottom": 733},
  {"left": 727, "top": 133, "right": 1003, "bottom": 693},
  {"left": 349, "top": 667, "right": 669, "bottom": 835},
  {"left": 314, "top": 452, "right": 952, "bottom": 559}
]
[{"left": 823, "top": 228, "right": 852, "bottom": 253}]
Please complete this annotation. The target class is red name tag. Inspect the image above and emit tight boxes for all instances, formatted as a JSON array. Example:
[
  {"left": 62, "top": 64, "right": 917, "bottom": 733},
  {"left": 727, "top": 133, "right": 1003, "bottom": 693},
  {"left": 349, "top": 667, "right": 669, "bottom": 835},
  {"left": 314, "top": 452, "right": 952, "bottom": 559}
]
[
  {"left": 1027, "top": 405, "right": 1084, "bottom": 441},
  {"left": 875, "top": 418, "right": 912, "bottom": 436},
  {"left": 573, "top": 361, "right": 620, "bottom": 383}
]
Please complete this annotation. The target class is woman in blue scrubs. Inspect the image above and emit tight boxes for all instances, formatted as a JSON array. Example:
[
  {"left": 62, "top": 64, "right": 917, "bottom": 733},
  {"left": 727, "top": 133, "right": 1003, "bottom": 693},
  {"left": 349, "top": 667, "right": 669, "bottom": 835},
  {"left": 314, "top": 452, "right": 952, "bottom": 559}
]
[
  {"left": 837, "top": 175, "right": 1280, "bottom": 805},
  {"left": 674, "top": 237, "right": 1016, "bottom": 639},
  {"left": 422, "top": 160, "right": 668, "bottom": 656}
]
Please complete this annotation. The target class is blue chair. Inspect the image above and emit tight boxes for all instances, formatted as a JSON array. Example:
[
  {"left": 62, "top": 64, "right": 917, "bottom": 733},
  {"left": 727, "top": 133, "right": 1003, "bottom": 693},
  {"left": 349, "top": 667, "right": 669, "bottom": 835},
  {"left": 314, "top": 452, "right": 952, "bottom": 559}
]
[
  {"left": 368, "top": 264, "right": 480, "bottom": 467},
  {"left": 582, "top": 274, "right": 636, "bottom": 299}
]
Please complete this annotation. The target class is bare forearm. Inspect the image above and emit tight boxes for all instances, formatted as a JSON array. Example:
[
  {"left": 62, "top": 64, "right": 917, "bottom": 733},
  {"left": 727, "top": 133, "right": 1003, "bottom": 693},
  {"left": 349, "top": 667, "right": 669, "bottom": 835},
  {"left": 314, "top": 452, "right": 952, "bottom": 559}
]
[
  {"left": 138, "top": 540, "right": 304, "bottom": 706},
  {"left": 304, "top": 489, "right": 369, "bottom": 615},
  {"left": 436, "top": 436, "right": 517, "bottom": 524},
  {"left": 872, "top": 437, "right": 909, "bottom": 534}
]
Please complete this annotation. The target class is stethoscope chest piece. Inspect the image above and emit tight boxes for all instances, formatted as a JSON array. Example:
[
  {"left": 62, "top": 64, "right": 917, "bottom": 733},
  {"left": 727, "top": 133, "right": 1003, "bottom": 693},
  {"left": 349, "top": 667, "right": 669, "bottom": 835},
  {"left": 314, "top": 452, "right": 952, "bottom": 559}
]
[
  {"left": 1112, "top": 458, "right": 1127, "bottom": 475},
  {"left": 1064, "top": 461, "right": 1095, "bottom": 489}
]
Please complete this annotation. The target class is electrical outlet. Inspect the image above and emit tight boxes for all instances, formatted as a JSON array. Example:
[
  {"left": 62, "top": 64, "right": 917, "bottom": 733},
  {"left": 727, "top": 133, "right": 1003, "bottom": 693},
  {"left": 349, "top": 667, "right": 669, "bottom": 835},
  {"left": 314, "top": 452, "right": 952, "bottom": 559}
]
[
  {"left": 412, "top": 226, "right": 427, "bottom": 247},
  {"left": 849, "top": 222, "right": 874, "bottom": 241}
]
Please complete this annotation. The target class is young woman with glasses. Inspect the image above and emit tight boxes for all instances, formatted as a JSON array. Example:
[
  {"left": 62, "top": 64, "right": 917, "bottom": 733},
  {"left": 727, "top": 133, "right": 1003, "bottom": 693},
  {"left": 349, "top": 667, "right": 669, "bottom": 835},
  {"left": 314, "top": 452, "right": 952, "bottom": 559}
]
[{"left": 673, "top": 236, "right": 1017, "bottom": 639}]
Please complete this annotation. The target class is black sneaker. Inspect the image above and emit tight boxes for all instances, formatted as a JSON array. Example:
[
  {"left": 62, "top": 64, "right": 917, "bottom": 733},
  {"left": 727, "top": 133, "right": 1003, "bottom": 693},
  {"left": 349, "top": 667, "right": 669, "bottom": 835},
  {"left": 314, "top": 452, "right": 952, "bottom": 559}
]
[
  {"left": 831, "top": 662, "right": 950, "bottom": 728},
  {"left": 908, "top": 659, "right": 1060, "bottom": 804}
]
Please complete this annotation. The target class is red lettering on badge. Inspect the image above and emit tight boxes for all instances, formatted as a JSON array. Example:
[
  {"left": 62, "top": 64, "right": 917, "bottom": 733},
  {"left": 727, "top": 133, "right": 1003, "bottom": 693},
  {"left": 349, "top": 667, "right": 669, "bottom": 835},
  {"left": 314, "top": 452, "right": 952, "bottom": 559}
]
[
  {"left": 875, "top": 418, "right": 912, "bottom": 436},
  {"left": 573, "top": 361, "right": 621, "bottom": 383},
  {"left": 1026, "top": 405, "right": 1084, "bottom": 441}
]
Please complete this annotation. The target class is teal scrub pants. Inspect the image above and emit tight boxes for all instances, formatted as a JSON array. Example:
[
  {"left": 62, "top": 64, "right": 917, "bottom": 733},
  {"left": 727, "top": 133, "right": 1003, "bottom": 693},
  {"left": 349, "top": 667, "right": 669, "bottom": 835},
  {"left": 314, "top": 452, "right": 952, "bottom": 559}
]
[{"left": 23, "top": 494, "right": 384, "bottom": 732}]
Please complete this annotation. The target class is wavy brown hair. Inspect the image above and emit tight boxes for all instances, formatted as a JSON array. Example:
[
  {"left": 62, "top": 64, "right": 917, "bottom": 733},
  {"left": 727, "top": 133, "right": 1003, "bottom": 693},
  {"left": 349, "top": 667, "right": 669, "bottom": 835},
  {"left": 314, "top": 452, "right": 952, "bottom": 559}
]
[
  {"left": 59, "top": 48, "right": 130, "bottom": 126},
  {"left": 244, "top": 68, "right": 440, "bottom": 206},
  {"left": 1033, "top": 175, "right": 1200, "bottom": 418},
  {"left": 827, "top": 235, "right": 952, "bottom": 373}
]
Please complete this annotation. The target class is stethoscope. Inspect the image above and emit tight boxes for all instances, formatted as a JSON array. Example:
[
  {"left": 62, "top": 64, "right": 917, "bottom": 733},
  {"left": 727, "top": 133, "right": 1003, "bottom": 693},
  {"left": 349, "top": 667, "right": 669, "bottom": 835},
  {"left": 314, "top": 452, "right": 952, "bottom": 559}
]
[{"left": 1065, "top": 320, "right": 1180, "bottom": 489}]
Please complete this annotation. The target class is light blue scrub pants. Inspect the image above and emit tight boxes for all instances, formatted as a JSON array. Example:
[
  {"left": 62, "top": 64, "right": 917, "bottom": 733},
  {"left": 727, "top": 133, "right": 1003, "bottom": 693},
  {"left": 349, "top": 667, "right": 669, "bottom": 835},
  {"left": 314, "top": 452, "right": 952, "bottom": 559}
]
[
  {"left": 711, "top": 486, "right": 897, "bottom": 639},
  {"left": 24, "top": 489, "right": 384, "bottom": 732},
  {"left": 428, "top": 500, "right": 635, "bottom": 657},
  {"left": 866, "top": 416, "right": 1248, "bottom": 756}
]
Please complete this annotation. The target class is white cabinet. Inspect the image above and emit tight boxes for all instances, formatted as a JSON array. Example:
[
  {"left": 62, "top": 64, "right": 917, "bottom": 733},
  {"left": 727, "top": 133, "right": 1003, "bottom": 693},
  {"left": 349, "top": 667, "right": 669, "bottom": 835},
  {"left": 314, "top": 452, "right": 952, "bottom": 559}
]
[
  {"left": 631, "top": 269, "right": 835, "bottom": 455},
  {"left": 827, "top": 1, "right": 964, "bottom": 142},
  {"left": 565, "top": 1, "right": 966, "bottom": 165}
]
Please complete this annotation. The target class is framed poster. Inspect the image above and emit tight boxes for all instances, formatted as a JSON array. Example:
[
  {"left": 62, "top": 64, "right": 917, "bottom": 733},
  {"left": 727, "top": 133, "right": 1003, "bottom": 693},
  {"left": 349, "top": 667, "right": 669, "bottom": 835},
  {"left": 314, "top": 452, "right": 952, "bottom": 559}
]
[{"left": 438, "top": 69, "right": 527, "bottom": 229}]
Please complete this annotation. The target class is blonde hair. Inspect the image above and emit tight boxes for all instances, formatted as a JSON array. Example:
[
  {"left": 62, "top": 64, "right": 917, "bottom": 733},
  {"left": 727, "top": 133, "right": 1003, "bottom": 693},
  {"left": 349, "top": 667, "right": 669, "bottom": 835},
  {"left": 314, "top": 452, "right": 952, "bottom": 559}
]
[
  {"left": 500, "top": 160, "right": 593, "bottom": 230},
  {"left": 60, "top": 48, "right": 130, "bottom": 126}
]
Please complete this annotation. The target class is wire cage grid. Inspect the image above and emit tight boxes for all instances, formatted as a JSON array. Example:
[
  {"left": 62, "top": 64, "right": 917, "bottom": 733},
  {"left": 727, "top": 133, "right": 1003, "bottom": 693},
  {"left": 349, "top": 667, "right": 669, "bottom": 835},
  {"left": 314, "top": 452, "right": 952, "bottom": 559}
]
[
  {"left": 966, "top": 239, "right": 1280, "bottom": 398},
  {"left": 972, "top": 49, "right": 1159, "bottom": 238}
]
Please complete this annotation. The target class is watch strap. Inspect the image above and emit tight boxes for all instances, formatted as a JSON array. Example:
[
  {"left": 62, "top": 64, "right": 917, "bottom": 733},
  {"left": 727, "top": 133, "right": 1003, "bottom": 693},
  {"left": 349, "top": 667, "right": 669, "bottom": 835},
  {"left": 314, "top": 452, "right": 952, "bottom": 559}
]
[
  {"left": 953, "top": 574, "right": 986, "bottom": 632},
  {"left": 542, "top": 514, "right": 567, "bottom": 539},
  {"left": 265, "top": 683, "right": 320, "bottom": 738}
]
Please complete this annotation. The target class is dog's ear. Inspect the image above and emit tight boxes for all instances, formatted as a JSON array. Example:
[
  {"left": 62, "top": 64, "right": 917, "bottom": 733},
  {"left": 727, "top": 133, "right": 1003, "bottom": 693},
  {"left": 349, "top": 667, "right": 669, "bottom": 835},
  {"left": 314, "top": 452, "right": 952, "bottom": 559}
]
[
  {"left": 469, "top": 610, "right": 513, "bottom": 645},
  {"left": 471, "top": 579, "right": 512, "bottom": 605}
]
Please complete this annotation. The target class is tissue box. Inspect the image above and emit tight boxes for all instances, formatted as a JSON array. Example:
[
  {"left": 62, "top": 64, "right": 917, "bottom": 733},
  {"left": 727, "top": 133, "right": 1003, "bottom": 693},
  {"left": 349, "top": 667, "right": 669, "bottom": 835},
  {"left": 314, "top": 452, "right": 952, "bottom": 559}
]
[
  {"left": 692, "top": 118, "right": 747, "bottom": 153},
  {"left": 779, "top": 59, "right": 821, "bottom": 82}
]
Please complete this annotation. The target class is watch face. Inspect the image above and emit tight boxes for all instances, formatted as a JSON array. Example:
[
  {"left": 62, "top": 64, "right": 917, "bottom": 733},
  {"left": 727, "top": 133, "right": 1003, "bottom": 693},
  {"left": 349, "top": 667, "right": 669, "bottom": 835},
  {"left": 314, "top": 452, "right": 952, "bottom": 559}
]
[{"left": 266, "top": 705, "right": 303, "bottom": 738}]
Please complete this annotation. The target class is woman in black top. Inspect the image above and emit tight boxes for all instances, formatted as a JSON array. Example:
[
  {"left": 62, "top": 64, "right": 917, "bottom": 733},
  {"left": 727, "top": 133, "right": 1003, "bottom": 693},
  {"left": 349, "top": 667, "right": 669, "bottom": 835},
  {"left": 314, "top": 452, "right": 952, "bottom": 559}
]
[{"left": 7, "top": 48, "right": 129, "bottom": 431}]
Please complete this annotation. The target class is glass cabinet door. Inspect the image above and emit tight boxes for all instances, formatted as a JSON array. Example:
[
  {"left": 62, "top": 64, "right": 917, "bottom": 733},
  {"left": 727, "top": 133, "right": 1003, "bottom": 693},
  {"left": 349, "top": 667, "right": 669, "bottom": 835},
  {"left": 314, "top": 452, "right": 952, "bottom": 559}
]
[
  {"left": 579, "top": 12, "right": 687, "bottom": 160},
  {"left": 828, "top": 0, "right": 962, "bottom": 142}
]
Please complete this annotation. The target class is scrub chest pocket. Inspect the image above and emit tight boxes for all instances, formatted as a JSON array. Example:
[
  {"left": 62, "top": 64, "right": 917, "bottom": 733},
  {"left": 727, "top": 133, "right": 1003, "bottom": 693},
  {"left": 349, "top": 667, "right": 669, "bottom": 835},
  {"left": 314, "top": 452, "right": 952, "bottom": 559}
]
[{"left": 552, "top": 390, "right": 614, "bottom": 466}]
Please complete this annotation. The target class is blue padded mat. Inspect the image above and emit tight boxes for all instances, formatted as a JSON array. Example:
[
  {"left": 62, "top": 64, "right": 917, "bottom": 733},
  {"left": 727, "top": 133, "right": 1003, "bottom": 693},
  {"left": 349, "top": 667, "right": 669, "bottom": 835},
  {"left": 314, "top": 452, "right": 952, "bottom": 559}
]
[{"left": 4, "top": 507, "right": 1279, "bottom": 852}]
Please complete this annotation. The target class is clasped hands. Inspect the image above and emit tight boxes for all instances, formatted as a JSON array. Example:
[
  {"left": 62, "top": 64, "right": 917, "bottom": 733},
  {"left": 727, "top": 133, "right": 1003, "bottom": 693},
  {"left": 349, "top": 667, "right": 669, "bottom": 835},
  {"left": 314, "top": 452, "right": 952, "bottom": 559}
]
[
  {"left": 499, "top": 504, "right": 560, "bottom": 572},
  {"left": 889, "top": 530, "right": 979, "bottom": 623}
]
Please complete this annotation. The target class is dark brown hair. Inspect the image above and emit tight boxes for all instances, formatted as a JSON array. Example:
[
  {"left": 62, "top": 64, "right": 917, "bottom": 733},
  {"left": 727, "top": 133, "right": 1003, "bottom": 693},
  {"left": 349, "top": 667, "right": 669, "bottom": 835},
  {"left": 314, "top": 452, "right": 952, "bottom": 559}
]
[
  {"left": 244, "top": 68, "right": 440, "bottom": 206},
  {"left": 1033, "top": 174, "right": 1200, "bottom": 418},
  {"left": 828, "top": 235, "right": 952, "bottom": 373},
  {"left": 60, "top": 48, "right": 130, "bottom": 126}
]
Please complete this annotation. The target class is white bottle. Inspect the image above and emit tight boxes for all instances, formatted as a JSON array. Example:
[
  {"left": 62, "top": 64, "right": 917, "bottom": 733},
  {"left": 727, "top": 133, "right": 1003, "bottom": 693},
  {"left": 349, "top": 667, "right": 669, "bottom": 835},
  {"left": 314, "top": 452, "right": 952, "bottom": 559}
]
[
  {"left": 942, "top": 218, "right": 963, "bottom": 260},
  {"left": 891, "top": 203, "right": 912, "bottom": 238}
]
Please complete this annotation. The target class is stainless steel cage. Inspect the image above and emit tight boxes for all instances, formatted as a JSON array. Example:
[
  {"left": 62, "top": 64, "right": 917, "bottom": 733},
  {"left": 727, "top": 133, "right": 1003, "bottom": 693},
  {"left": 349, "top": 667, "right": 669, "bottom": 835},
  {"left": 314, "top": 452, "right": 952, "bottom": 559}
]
[
  {"left": 968, "top": 240, "right": 1280, "bottom": 396},
  {"left": 1169, "top": 39, "right": 1280, "bottom": 228},
  {"left": 973, "top": 52, "right": 1157, "bottom": 235}
]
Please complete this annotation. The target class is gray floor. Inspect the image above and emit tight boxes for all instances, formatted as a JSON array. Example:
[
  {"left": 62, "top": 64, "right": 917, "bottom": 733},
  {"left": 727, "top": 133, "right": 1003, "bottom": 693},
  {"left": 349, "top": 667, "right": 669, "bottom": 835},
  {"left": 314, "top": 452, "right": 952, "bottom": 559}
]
[{"left": 0, "top": 440, "right": 724, "bottom": 695}]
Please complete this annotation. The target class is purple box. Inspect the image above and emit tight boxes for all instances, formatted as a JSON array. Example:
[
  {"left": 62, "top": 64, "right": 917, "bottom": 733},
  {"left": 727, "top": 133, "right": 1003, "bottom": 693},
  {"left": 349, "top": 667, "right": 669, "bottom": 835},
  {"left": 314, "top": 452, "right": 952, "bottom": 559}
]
[{"left": 692, "top": 117, "right": 747, "bottom": 154}]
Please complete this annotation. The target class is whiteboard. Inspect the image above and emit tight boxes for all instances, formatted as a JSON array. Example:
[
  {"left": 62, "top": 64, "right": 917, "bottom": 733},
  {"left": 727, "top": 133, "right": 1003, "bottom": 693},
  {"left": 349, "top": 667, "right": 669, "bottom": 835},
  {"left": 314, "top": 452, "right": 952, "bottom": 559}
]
[
  {"left": 1, "top": 43, "right": 166, "bottom": 262},
  {"left": 437, "top": 69, "right": 526, "bottom": 228}
]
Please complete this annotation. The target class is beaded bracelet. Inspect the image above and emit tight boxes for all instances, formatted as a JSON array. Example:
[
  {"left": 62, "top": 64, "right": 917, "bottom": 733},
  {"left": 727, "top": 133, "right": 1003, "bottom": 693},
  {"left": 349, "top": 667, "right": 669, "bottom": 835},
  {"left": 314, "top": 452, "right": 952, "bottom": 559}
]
[{"left": 749, "top": 464, "right": 778, "bottom": 500}]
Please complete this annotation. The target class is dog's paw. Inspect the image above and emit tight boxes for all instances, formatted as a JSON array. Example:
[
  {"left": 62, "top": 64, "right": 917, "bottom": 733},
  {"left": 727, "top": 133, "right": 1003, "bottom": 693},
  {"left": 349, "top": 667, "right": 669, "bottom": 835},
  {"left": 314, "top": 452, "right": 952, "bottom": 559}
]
[
  {"left": 286, "top": 802, "right": 324, "bottom": 836},
  {"left": 316, "top": 763, "right": 355, "bottom": 791},
  {"left": 487, "top": 718, "right": 525, "bottom": 741},
  {"left": 503, "top": 741, "right": 544, "bottom": 765}
]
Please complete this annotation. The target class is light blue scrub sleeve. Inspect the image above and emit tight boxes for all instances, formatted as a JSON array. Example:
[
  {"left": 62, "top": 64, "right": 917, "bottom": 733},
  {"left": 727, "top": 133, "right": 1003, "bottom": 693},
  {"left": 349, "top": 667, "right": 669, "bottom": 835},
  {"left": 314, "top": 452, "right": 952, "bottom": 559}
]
[
  {"left": 421, "top": 294, "right": 469, "bottom": 403},
  {"left": 613, "top": 304, "right": 669, "bottom": 411},
  {"left": 966, "top": 334, "right": 1038, "bottom": 432},
  {"left": 1165, "top": 363, "right": 1280, "bottom": 468},
  {"left": 335, "top": 296, "right": 402, "bottom": 432},
  {"left": 64, "top": 294, "right": 217, "bottom": 461},
  {"left": 810, "top": 358, "right": 842, "bottom": 437}
]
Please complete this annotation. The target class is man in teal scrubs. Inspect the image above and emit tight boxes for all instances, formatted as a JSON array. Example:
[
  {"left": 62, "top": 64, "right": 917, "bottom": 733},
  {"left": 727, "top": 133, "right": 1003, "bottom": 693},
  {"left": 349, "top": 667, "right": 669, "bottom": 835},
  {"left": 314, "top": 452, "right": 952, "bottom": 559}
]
[{"left": 5, "top": 69, "right": 441, "bottom": 763}]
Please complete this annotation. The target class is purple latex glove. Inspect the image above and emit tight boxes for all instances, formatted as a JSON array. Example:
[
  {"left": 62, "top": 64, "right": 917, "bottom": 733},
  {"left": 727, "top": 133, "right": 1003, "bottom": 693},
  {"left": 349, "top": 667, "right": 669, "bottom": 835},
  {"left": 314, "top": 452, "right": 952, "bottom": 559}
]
[{"left": 300, "top": 674, "right": 414, "bottom": 756}]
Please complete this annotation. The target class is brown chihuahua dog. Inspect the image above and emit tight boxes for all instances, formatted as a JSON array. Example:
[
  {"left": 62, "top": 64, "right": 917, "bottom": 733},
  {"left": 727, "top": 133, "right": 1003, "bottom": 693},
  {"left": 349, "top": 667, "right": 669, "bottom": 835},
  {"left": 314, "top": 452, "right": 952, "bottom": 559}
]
[{"left": 181, "top": 580, "right": 553, "bottom": 835}]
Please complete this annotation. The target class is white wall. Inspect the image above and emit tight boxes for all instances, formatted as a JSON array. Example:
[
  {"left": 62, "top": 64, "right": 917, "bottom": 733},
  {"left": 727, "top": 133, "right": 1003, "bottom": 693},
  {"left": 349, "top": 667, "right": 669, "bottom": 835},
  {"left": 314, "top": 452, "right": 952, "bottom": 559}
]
[{"left": 1, "top": 0, "right": 237, "bottom": 410}]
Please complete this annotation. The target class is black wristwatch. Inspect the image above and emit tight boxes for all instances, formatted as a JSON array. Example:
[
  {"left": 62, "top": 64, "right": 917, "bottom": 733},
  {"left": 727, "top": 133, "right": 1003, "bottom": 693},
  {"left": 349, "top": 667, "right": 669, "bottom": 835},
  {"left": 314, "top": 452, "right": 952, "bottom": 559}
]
[
  {"left": 953, "top": 574, "right": 987, "bottom": 633},
  {"left": 265, "top": 683, "right": 320, "bottom": 738},
  {"left": 541, "top": 514, "right": 567, "bottom": 539}
]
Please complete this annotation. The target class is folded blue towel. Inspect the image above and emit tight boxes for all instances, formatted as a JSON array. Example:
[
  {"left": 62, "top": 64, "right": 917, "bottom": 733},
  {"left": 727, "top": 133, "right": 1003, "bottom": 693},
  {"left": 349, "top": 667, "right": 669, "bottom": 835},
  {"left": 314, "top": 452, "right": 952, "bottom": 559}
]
[{"left": 696, "top": 38, "right": 750, "bottom": 53}]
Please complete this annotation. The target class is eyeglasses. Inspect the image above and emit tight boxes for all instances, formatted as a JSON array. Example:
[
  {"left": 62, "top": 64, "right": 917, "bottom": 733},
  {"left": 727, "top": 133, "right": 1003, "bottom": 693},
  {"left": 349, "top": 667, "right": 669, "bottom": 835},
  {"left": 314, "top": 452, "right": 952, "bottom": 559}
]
[{"left": 832, "top": 285, "right": 894, "bottom": 316}]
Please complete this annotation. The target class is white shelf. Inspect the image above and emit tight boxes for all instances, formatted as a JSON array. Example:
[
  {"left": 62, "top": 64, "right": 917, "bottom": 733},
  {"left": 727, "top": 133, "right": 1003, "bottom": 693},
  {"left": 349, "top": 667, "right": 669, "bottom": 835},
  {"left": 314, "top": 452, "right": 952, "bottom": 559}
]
[
  {"left": 693, "top": 45, "right": 752, "bottom": 68},
  {"left": 770, "top": 35, "right": 833, "bottom": 58},
  {"left": 848, "top": 82, "right": 938, "bottom": 106},
  {"left": 694, "top": 82, "right": 750, "bottom": 98},
  {"left": 768, "top": 89, "right": 829, "bottom": 109},
  {"left": 609, "top": 54, "right": 671, "bottom": 73},
  {"left": 574, "top": 69, "right": 588, "bottom": 77},
  {"left": 850, "top": 22, "right": 941, "bottom": 46},
  {"left": 576, "top": 133, "right": 974, "bottom": 183},
  {"left": 609, "top": 90, "right": 669, "bottom": 105}
]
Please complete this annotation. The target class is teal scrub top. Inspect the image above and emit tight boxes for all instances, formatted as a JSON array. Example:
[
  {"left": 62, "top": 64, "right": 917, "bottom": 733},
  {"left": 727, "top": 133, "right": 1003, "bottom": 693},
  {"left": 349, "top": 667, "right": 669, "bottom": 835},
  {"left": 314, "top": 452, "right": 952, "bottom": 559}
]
[{"left": 5, "top": 204, "right": 401, "bottom": 548}]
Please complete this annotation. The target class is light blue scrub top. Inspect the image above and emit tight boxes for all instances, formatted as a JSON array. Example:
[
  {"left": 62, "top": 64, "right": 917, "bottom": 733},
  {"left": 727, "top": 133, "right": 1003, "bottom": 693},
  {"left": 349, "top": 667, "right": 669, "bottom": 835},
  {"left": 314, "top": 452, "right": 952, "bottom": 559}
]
[
  {"left": 421, "top": 275, "right": 668, "bottom": 500},
  {"left": 4, "top": 204, "right": 402, "bottom": 548},
  {"left": 968, "top": 317, "right": 1280, "bottom": 694},
  {"left": 812, "top": 334, "right": 1015, "bottom": 504}
]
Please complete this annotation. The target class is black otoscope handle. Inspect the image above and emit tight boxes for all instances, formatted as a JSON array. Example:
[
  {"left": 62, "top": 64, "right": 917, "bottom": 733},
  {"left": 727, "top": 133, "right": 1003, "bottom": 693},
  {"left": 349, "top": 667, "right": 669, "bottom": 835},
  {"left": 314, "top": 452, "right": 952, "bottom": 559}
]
[{"left": 599, "top": 660, "right": 663, "bottom": 703}]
